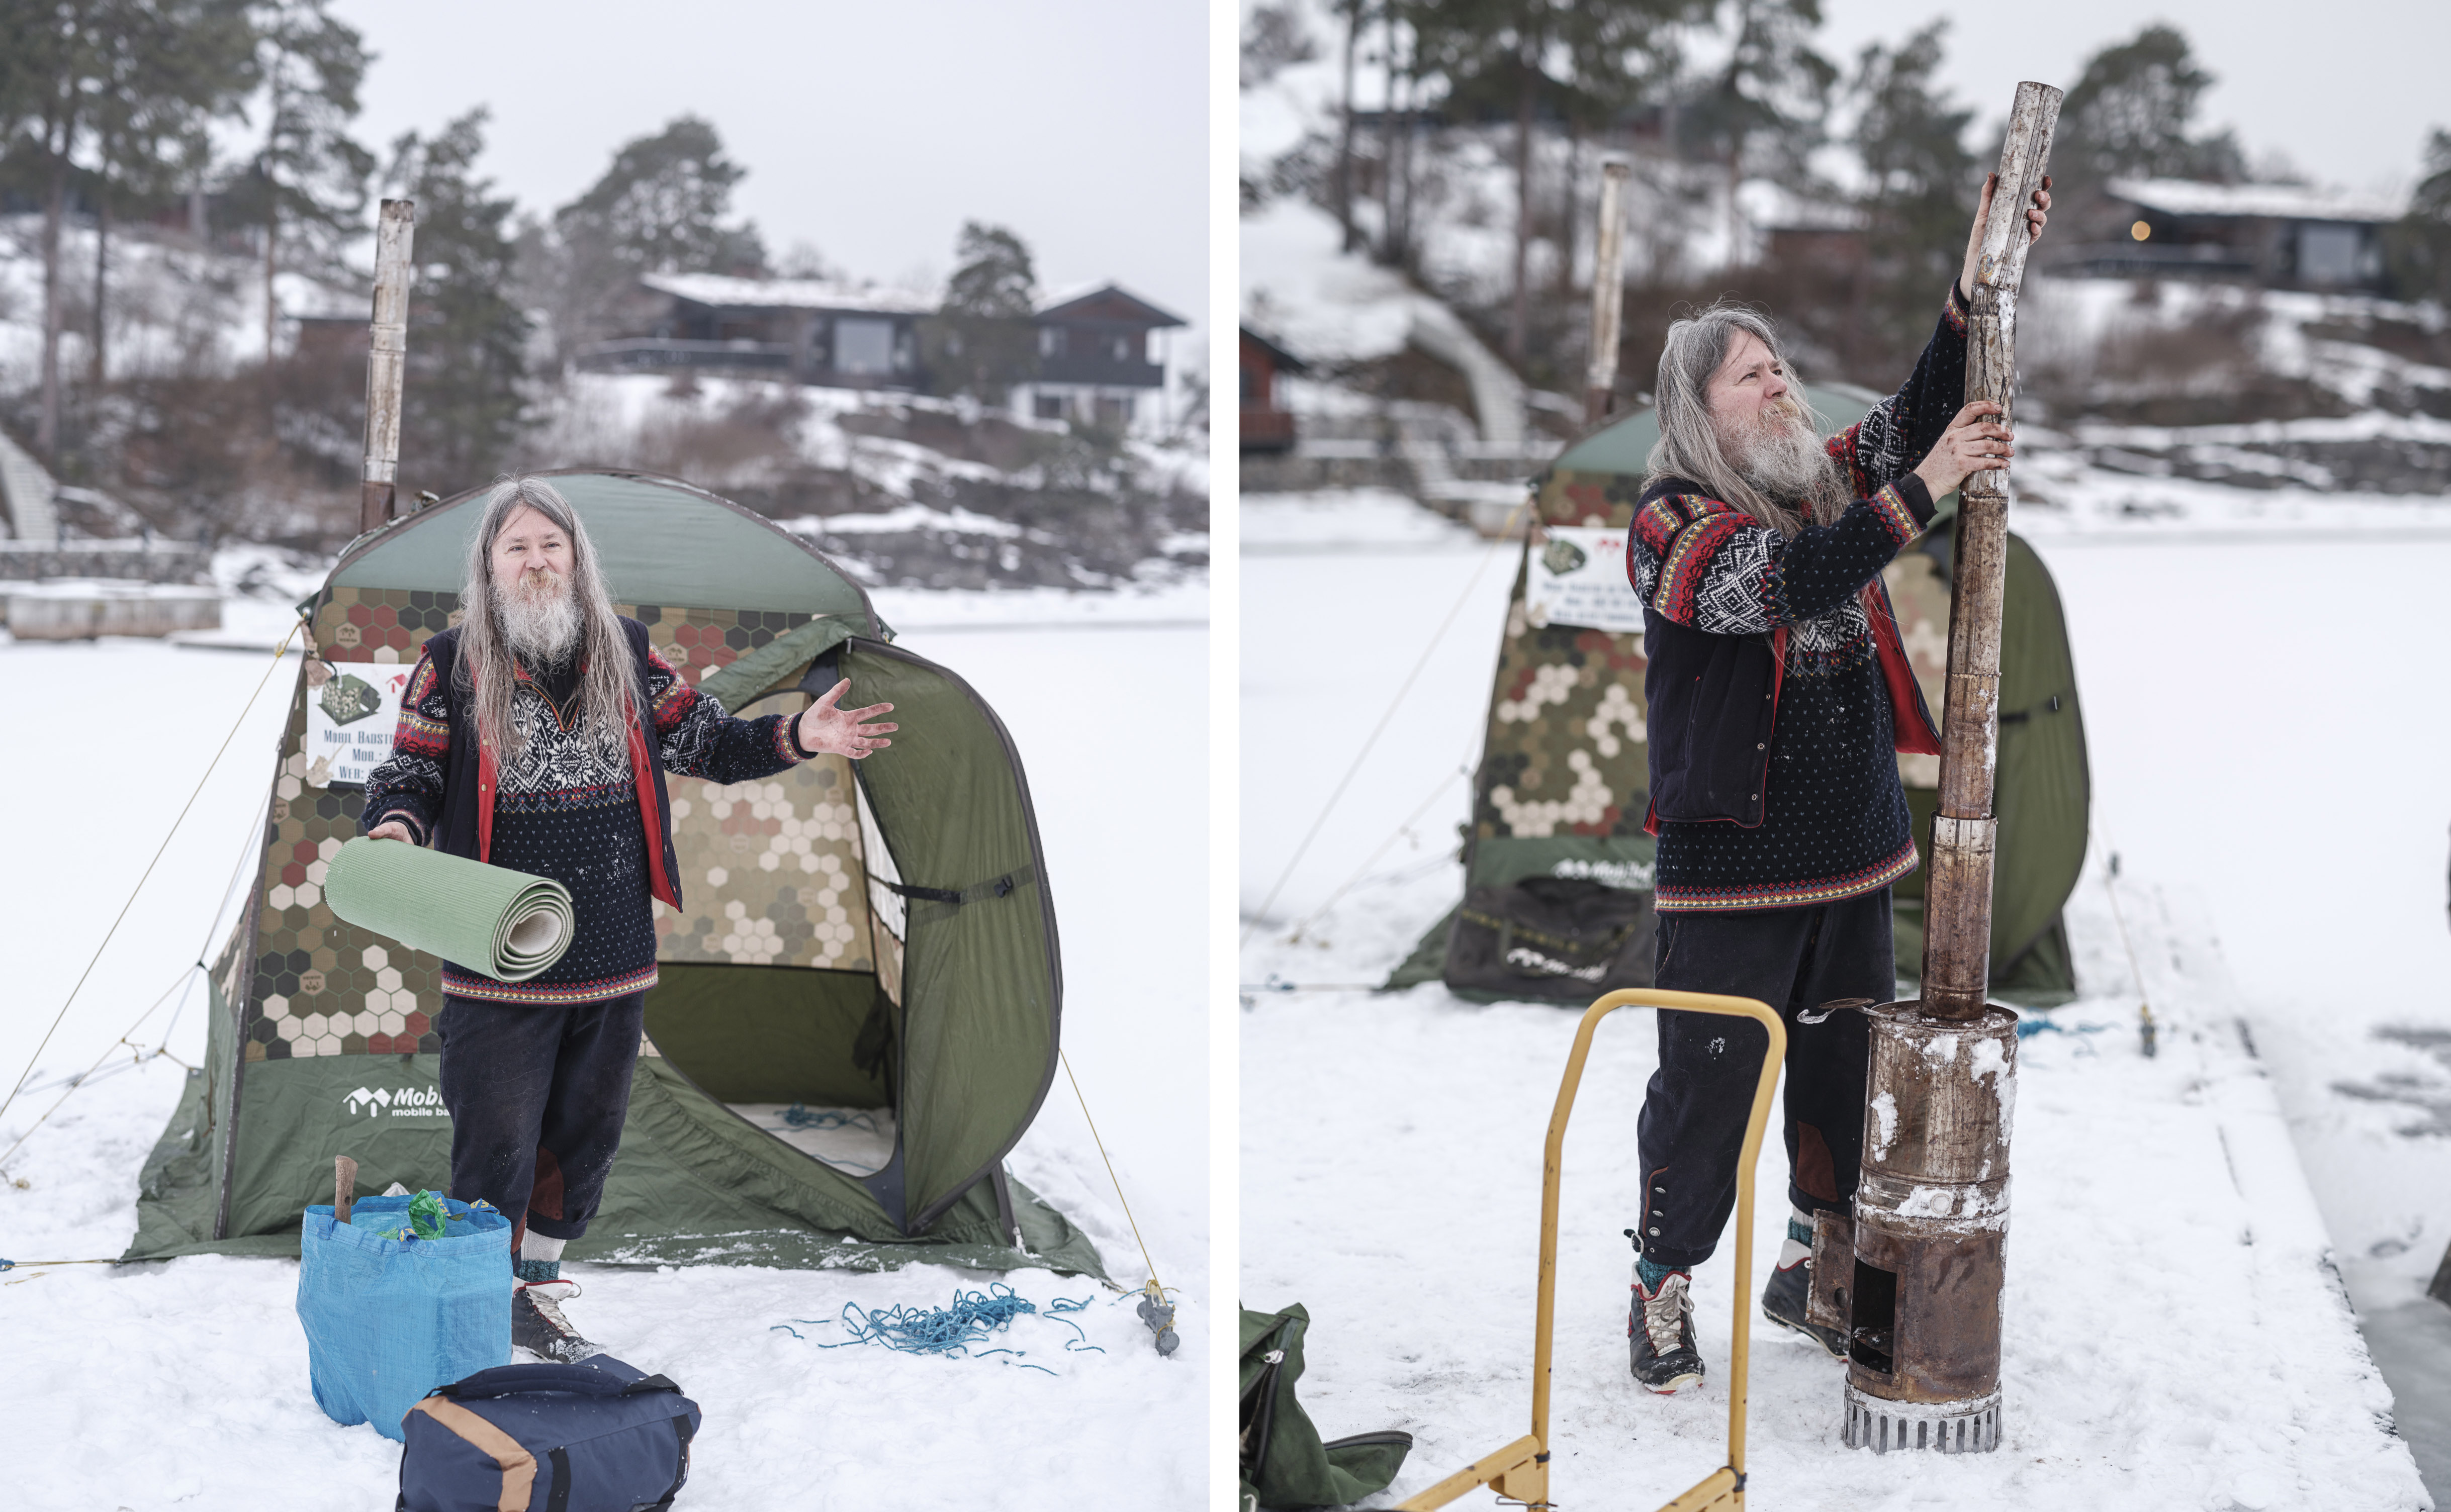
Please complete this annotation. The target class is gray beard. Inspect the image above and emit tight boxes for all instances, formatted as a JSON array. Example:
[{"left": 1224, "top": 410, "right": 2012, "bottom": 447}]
[
  {"left": 1734, "top": 411, "right": 1845, "bottom": 514},
  {"left": 499, "top": 574, "right": 582, "bottom": 667}
]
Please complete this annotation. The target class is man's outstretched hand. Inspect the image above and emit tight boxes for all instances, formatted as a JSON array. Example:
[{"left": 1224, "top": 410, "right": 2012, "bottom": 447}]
[
  {"left": 796, "top": 679, "right": 896, "bottom": 761},
  {"left": 1958, "top": 172, "right": 2051, "bottom": 301}
]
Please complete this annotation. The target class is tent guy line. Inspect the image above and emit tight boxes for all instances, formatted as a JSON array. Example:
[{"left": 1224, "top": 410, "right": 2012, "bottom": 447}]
[
  {"left": 1281, "top": 757, "right": 1478, "bottom": 947},
  {"left": 0, "top": 616, "right": 304, "bottom": 1162},
  {"left": 0, "top": 792, "right": 270, "bottom": 1173},
  {"left": 1242, "top": 498, "right": 1527, "bottom": 946}
]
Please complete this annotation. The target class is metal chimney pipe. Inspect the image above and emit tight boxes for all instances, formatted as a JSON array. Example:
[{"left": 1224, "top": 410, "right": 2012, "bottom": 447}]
[
  {"left": 1836, "top": 80, "right": 2062, "bottom": 1455},
  {"left": 1583, "top": 161, "right": 1630, "bottom": 427},
  {"left": 359, "top": 199, "right": 415, "bottom": 537}
]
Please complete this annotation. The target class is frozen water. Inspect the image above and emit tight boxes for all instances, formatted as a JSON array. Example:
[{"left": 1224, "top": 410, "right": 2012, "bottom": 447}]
[
  {"left": 0, "top": 565, "right": 1207, "bottom": 1509},
  {"left": 1242, "top": 488, "right": 2436, "bottom": 1508}
]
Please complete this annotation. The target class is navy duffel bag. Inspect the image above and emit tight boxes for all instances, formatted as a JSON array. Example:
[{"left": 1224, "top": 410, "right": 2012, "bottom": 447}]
[{"left": 397, "top": 1355, "right": 699, "bottom": 1512}]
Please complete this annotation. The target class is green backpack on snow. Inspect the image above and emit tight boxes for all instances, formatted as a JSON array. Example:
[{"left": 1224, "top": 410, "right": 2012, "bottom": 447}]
[{"left": 1240, "top": 1304, "right": 1412, "bottom": 1510}]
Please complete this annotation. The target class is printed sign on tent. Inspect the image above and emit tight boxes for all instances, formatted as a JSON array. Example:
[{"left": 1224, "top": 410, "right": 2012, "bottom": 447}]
[
  {"left": 1523, "top": 525, "right": 1645, "bottom": 633},
  {"left": 303, "top": 660, "right": 412, "bottom": 788}
]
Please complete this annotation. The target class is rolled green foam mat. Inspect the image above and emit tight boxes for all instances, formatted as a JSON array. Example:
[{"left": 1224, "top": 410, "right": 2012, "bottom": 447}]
[{"left": 324, "top": 837, "right": 576, "bottom": 982}]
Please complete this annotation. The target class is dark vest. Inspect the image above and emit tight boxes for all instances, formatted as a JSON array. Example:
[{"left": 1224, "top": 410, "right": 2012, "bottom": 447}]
[
  {"left": 414, "top": 619, "right": 686, "bottom": 909},
  {"left": 1640, "top": 480, "right": 1942, "bottom": 831}
]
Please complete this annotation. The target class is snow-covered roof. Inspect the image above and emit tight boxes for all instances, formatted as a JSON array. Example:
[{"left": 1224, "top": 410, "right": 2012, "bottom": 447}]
[
  {"left": 641, "top": 271, "right": 937, "bottom": 315},
  {"left": 2108, "top": 178, "right": 2405, "bottom": 224}
]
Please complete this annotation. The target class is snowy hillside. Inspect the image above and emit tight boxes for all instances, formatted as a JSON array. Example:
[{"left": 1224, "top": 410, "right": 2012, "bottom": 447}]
[
  {"left": 1240, "top": 490, "right": 2447, "bottom": 1506},
  {"left": 0, "top": 216, "right": 1209, "bottom": 589}
]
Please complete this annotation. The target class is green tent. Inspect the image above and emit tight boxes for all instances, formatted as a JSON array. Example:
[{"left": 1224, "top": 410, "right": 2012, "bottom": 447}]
[
  {"left": 1393, "top": 385, "right": 2090, "bottom": 1006},
  {"left": 129, "top": 469, "right": 1103, "bottom": 1276}
]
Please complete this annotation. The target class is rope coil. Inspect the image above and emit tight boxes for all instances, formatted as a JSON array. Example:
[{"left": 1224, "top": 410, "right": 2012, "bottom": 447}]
[{"left": 771, "top": 1283, "right": 1104, "bottom": 1375}]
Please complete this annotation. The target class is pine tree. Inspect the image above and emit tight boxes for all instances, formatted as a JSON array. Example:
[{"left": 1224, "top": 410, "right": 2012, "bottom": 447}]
[
  {"left": 543, "top": 114, "right": 767, "bottom": 358},
  {"left": 12, "top": 2, "right": 105, "bottom": 459},
  {"left": 1404, "top": 0, "right": 1695, "bottom": 365},
  {"left": 2055, "top": 25, "right": 2244, "bottom": 194},
  {"left": 84, "top": 0, "right": 255, "bottom": 388},
  {"left": 923, "top": 221, "right": 1040, "bottom": 405},
  {"left": 1844, "top": 21, "right": 1976, "bottom": 370},
  {"left": 386, "top": 109, "right": 530, "bottom": 494},
  {"left": 2385, "top": 128, "right": 2451, "bottom": 306},
  {"left": 239, "top": 0, "right": 376, "bottom": 366},
  {"left": 1682, "top": 0, "right": 1837, "bottom": 258}
]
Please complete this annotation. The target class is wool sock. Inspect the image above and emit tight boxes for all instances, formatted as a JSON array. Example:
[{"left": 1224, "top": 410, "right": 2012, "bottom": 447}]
[
  {"left": 515, "top": 1230, "right": 566, "bottom": 1285},
  {"left": 1636, "top": 1256, "right": 1677, "bottom": 1291},
  {"left": 1778, "top": 1206, "right": 1814, "bottom": 1270}
]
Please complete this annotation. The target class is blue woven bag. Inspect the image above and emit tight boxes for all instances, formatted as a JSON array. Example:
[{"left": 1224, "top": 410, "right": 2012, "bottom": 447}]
[{"left": 297, "top": 1192, "right": 512, "bottom": 1442}]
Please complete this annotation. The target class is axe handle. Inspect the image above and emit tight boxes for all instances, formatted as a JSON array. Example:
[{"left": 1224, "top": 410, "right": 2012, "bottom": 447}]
[{"left": 334, "top": 1155, "right": 357, "bottom": 1225}]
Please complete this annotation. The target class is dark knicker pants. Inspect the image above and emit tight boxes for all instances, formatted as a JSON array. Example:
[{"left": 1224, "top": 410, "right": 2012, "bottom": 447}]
[
  {"left": 1631, "top": 888, "right": 1891, "bottom": 1269},
  {"left": 435, "top": 991, "right": 646, "bottom": 1250}
]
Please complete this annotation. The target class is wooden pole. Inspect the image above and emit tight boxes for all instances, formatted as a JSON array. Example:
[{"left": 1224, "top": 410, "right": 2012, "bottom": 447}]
[
  {"left": 359, "top": 199, "right": 415, "bottom": 537},
  {"left": 1919, "top": 84, "right": 2059, "bottom": 1020},
  {"left": 1583, "top": 161, "right": 1631, "bottom": 427}
]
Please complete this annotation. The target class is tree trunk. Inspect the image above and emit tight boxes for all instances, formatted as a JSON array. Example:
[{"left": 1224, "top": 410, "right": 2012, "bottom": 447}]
[
  {"left": 1376, "top": 9, "right": 1398, "bottom": 263},
  {"left": 91, "top": 179, "right": 109, "bottom": 391},
  {"left": 1337, "top": 0, "right": 1359, "bottom": 253},
  {"left": 1509, "top": 60, "right": 1534, "bottom": 367},
  {"left": 1725, "top": 130, "right": 1746, "bottom": 267},
  {"left": 1557, "top": 122, "right": 1580, "bottom": 306},
  {"left": 1920, "top": 82, "right": 2062, "bottom": 1019},
  {"left": 263, "top": 206, "right": 279, "bottom": 370},
  {"left": 38, "top": 116, "right": 67, "bottom": 459}
]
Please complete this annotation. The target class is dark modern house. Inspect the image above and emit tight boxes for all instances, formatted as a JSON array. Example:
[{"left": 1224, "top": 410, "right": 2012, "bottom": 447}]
[
  {"left": 578, "top": 274, "right": 1187, "bottom": 432},
  {"left": 583, "top": 272, "right": 936, "bottom": 387},
  {"left": 1018, "top": 284, "right": 1188, "bottom": 432},
  {"left": 2067, "top": 179, "right": 2403, "bottom": 292}
]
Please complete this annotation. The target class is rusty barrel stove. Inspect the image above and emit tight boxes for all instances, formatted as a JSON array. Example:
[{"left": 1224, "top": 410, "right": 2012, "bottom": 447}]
[
  {"left": 1809, "top": 79, "right": 2061, "bottom": 1457},
  {"left": 1811, "top": 1001, "right": 2017, "bottom": 1452}
]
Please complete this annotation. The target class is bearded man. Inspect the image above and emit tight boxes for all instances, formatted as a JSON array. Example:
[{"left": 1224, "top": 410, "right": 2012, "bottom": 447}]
[
  {"left": 359, "top": 475, "right": 895, "bottom": 1362},
  {"left": 1620, "top": 175, "right": 2049, "bottom": 1394}
]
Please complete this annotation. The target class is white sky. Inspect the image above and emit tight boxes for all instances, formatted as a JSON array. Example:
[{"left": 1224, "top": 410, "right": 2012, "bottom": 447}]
[
  {"left": 329, "top": 0, "right": 1207, "bottom": 345},
  {"left": 1813, "top": 1, "right": 2447, "bottom": 197}
]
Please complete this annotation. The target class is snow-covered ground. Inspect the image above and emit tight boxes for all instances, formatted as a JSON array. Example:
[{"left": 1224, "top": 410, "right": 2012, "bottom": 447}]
[
  {"left": 0, "top": 571, "right": 1207, "bottom": 1510},
  {"left": 1241, "top": 488, "right": 2442, "bottom": 1508}
]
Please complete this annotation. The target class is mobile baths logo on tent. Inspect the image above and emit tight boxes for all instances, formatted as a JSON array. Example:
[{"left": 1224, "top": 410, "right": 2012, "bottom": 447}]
[{"left": 342, "top": 1085, "right": 446, "bottom": 1119}]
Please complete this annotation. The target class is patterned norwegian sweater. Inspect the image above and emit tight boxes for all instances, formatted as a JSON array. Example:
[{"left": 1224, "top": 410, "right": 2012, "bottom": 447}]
[
  {"left": 361, "top": 629, "right": 815, "bottom": 1004},
  {"left": 1628, "top": 287, "right": 1968, "bottom": 912}
]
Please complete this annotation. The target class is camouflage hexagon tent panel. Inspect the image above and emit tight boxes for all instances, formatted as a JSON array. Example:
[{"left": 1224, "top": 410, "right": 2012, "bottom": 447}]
[
  {"left": 1390, "top": 386, "right": 2088, "bottom": 1007},
  {"left": 127, "top": 469, "right": 1102, "bottom": 1276}
]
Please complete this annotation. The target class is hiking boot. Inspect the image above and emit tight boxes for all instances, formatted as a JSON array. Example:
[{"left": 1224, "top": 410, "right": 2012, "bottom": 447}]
[
  {"left": 1761, "top": 1255, "right": 1847, "bottom": 1359},
  {"left": 1628, "top": 1266, "right": 1703, "bottom": 1394},
  {"left": 512, "top": 1280, "right": 603, "bottom": 1363}
]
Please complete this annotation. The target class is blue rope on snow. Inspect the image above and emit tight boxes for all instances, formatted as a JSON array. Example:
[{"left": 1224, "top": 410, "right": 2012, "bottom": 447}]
[
  {"left": 2015, "top": 1016, "right": 2109, "bottom": 1040},
  {"left": 769, "top": 1283, "right": 1104, "bottom": 1368}
]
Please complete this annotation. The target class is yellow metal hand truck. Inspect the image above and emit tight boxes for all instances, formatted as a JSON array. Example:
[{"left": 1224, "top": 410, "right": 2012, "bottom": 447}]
[{"left": 1395, "top": 989, "right": 1786, "bottom": 1512}]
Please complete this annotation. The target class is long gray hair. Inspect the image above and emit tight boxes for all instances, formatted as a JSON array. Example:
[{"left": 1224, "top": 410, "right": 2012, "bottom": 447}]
[
  {"left": 455, "top": 475, "right": 637, "bottom": 759},
  {"left": 1645, "top": 301, "right": 1846, "bottom": 535}
]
